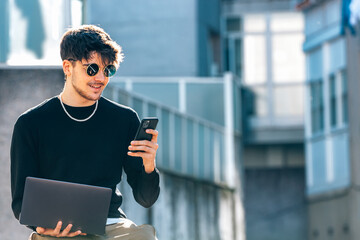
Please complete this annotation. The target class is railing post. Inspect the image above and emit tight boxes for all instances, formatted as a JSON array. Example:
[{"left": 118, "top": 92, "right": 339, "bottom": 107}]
[
  {"left": 125, "top": 79, "right": 133, "bottom": 92},
  {"left": 179, "top": 79, "right": 187, "bottom": 113},
  {"left": 224, "top": 72, "right": 235, "bottom": 187}
]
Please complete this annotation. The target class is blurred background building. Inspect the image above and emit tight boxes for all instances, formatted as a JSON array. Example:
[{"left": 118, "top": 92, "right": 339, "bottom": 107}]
[
  {"left": 297, "top": 0, "right": 359, "bottom": 239},
  {"left": 1, "top": 0, "right": 360, "bottom": 240},
  {"left": 223, "top": 1, "right": 307, "bottom": 240}
]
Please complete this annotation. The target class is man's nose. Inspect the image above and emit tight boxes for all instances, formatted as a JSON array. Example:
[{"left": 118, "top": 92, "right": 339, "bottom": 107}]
[{"left": 95, "top": 70, "right": 106, "bottom": 81}]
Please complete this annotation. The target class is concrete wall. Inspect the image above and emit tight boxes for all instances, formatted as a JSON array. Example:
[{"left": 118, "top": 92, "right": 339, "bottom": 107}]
[
  {"left": 307, "top": 192, "right": 350, "bottom": 240},
  {"left": 0, "top": 68, "right": 243, "bottom": 239},
  {"left": 243, "top": 144, "right": 306, "bottom": 240},
  {"left": 244, "top": 168, "right": 307, "bottom": 240},
  {"left": 0, "top": 67, "right": 64, "bottom": 239},
  {"left": 119, "top": 171, "right": 240, "bottom": 240}
]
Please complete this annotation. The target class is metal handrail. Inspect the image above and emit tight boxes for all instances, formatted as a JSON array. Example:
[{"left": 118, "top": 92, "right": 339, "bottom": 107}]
[{"left": 103, "top": 82, "right": 231, "bottom": 186}]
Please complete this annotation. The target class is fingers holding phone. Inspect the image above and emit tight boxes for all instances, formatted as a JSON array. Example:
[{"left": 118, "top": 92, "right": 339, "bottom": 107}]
[
  {"left": 128, "top": 130, "right": 159, "bottom": 152},
  {"left": 128, "top": 118, "right": 159, "bottom": 173},
  {"left": 146, "top": 128, "right": 158, "bottom": 142}
]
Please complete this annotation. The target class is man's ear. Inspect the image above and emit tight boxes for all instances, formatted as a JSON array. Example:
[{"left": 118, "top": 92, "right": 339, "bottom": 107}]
[{"left": 62, "top": 60, "right": 73, "bottom": 80}]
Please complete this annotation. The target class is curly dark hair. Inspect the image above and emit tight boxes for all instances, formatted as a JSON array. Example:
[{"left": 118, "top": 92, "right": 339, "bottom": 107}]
[{"left": 60, "top": 25, "right": 124, "bottom": 68}]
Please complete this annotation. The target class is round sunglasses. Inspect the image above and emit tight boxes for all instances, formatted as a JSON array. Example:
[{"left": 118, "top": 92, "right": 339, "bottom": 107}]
[{"left": 68, "top": 59, "right": 116, "bottom": 77}]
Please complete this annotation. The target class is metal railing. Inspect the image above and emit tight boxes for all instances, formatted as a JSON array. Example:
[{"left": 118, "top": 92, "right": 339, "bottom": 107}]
[{"left": 103, "top": 74, "right": 240, "bottom": 188}]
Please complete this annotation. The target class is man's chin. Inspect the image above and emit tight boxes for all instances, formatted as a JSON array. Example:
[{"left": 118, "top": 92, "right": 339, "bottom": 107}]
[
  {"left": 86, "top": 90, "right": 103, "bottom": 101},
  {"left": 73, "top": 83, "right": 104, "bottom": 102},
  {"left": 79, "top": 92, "right": 102, "bottom": 102},
  {"left": 89, "top": 95, "right": 101, "bottom": 101}
]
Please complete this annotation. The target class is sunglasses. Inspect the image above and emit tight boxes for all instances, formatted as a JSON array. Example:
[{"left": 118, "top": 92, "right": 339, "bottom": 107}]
[{"left": 68, "top": 59, "right": 117, "bottom": 77}]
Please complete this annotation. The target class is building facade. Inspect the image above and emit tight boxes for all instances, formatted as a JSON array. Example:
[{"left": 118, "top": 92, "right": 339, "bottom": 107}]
[
  {"left": 222, "top": 0, "right": 308, "bottom": 240},
  {"left": 85, "top": 0, "right": 221, "bottom": 77},
  {"left": 298, "top": 0, "right": 357, "bottom": 239}
]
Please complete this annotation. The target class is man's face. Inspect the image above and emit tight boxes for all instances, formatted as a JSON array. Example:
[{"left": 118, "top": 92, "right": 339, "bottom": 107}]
[{"left": 69, "top": 52, "right": 110, "bottom": 102}]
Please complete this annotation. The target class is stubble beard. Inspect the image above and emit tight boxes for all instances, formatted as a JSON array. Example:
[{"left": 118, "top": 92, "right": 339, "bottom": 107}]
[{"left": 72, "top": 80, "right": 102, "bottom": 102}]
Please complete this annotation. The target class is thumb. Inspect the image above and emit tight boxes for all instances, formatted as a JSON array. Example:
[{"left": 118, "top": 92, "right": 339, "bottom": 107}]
[{"left": 36, "top": 227, "right": 45, "bottom": 234}]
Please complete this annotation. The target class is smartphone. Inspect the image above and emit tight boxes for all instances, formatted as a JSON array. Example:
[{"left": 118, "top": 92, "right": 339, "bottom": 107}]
[
  {"left": 130, "top": 117, "right": 158, "bottom": 153},
  {"left": 133, "top": 117, "right": 159, "bottom": 141}
]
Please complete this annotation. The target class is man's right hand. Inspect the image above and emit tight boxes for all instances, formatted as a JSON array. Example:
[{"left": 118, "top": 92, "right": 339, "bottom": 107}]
[{"left": 36, "top": 221, "right": 87, "bottom": 238}]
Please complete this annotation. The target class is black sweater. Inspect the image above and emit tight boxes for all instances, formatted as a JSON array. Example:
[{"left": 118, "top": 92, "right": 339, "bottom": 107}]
[{"left": 10, "top": 96, "right": 160, "bottom": 221}]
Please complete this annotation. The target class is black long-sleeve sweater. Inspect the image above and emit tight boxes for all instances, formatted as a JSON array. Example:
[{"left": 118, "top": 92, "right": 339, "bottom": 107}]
[{"left": 10, "top": 96, "right": 160, "bottom": 221}]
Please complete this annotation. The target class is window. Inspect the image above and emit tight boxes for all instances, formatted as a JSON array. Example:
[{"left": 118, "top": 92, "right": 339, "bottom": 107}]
[
  {"left": 274, "top": 85, "right": 304, "bottom": 116},
  {"left": 244, "top": 14, "right": 266, "bottom": 32},
  {"left": 234, "top": 38, "right": 242, "bottom": 78},
  {"left": 341, "top": 70, "right": 348, "bottom": 124},
  {"left": 272, "top": 33, "right": 305, "bottom": 83},
  {"left": 224, "top": 37, "right": 243, "bottom": 78},
  {"left": 228, "top": 13, "right": 305, "bottom": 85},
  {"left": 225, "top": 12, "right": 305, "bottom": 121},
  {"left": 271, "top": 13, "right": 305, "bottom": 83},
  {"left": 310, "top": 80, "right": 324, "bottom": 134},
  {"left": 208, "top": 31, "right": 221, "bottom": 76},
  {"left": 244, "top": 35, "right": 267, "bottom": 84},
  {"left": 224, "top": 38, "right": 230, "bottom": 72},
  {"left": 328, "top": 38, "right": 346, "bottom": 128},
  {"left": 329, "top": 74, "right": 337, "bottom": 127},
  {"left": 226, "top": 17, "right": 241, "bottom": 32},
  {"left": 251, "top": 86, "right": 268, "bottom": 117}
]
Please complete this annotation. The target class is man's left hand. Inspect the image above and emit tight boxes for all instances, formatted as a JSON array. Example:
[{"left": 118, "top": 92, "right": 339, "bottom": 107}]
[{"left": 127, "top": 129, "right": 159, "bottom": 173}]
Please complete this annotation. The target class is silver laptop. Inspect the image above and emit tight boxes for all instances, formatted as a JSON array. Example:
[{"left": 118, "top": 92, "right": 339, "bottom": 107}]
[{"left": 20, "top": 177, "right": 112, "bottom": 235}]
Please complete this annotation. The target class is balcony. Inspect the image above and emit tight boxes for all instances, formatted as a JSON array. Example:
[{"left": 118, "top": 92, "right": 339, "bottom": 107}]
[
  {"left": 103, "top": 73, "right": 241, "bottom": 188},
  {"left": 243, "top": 82, "right": 305, "bottom": 144}
]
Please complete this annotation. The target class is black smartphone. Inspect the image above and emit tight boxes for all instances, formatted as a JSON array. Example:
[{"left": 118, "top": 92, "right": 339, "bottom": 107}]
[
  {"left": 133, "top": 117, "right": 159, "bottom": 141},
  {"left": 130, "top": 117, "right": 158, "bottom": 153}
]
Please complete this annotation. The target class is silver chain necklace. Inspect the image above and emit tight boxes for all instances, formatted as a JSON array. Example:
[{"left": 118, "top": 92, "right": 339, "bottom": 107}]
[{"left": 59, "top": 93, "right": 98, "bottom": 122}]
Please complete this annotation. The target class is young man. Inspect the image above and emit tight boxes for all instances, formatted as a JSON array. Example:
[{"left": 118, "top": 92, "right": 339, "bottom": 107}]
[{"left": 10, "top": 25, "right": 160, "bottom": 240}]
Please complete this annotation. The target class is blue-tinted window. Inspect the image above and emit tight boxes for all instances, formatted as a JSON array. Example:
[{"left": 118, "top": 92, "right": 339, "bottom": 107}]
[
  {"left": 310, "top": 80, "right": 324, "bottom": 134},
  {"left": 329, "top": 74, "right": 337, "bottom": 128},
  {"left": 341, "top": 71, "right": 348, "bottom": 124}
]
